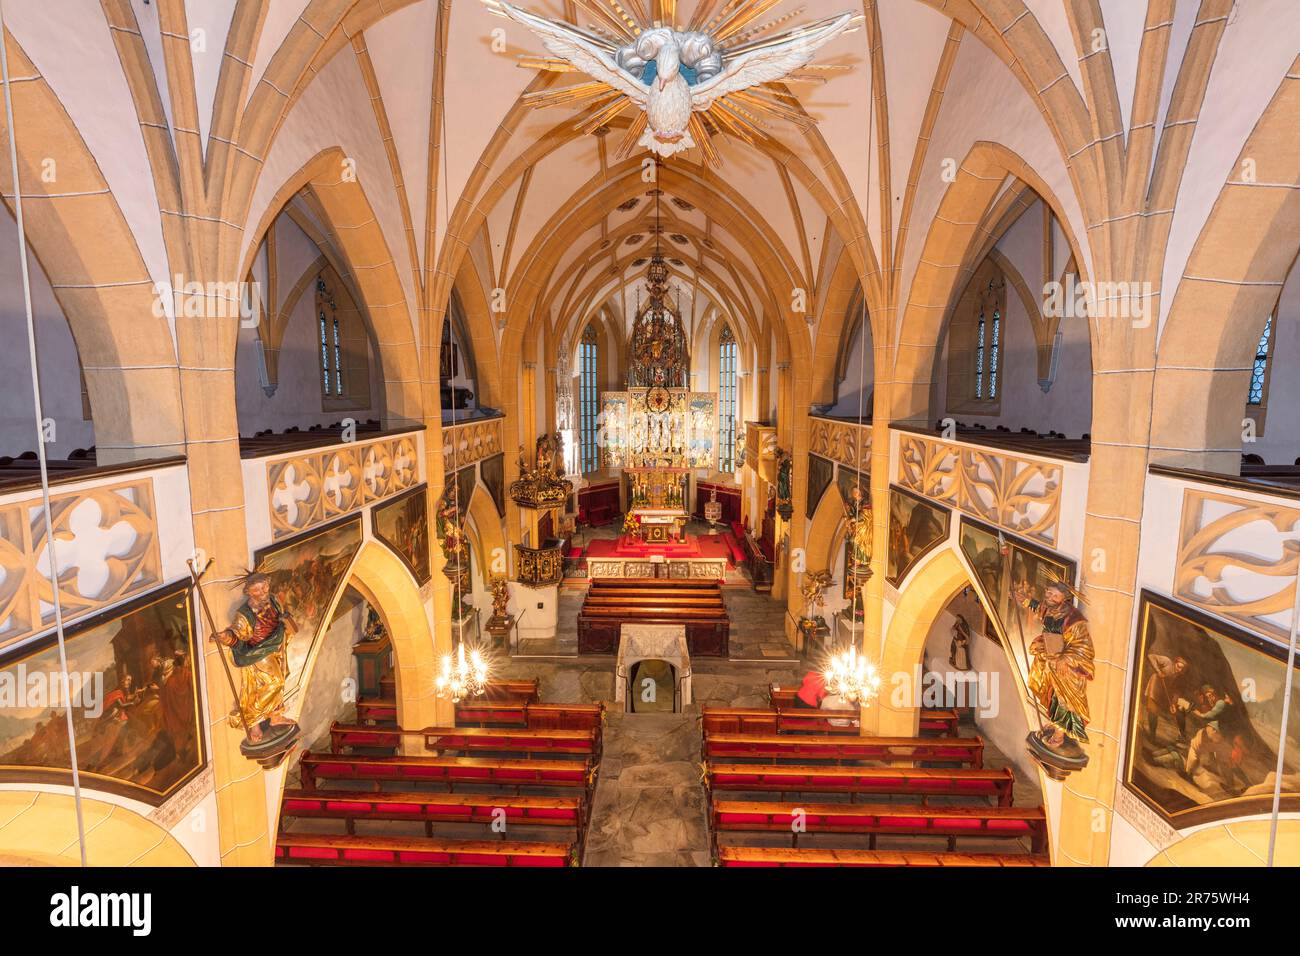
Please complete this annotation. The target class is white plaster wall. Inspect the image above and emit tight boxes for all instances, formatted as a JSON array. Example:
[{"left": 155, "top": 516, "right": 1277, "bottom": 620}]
[
  {"left": 295, "top": 590, "right": 365, "bottom": 751},
  {"left": 829, "top": 315, "right": 874, "bottom": 417},
  {"left": 0, "top": 223, "right": 95, "bottom": 458},
  {"left": 234, "top": 276, "right": 382, "bottom": 436}
]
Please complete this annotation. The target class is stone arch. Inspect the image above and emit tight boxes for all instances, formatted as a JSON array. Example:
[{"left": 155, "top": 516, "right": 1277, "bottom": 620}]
[
  {"left": 891, "top": 143, "right": 1090, "bottom": 423},
  {"left": 342, "top": 539, "right": 441, "bottom": 733},
  {"left": 0, "top": 34, "right": 182, "bottom": 463},
  {"left": 241, "top": 148, "right": 423, "bottom": 427},
  {"left": 1150, "top": 62, "right": 1300, "bottom": 473},
  {"left": 464, "top": 482, "right": 506, "bottom": 577},
  {"left": 805, "top": 479, "right": 847, "bottom": 574},
  {"left": 0, "top": 791, "right": 195, "bottom": 866},
  {"left": 875, "top": 546, "right": 973, "bottom": 737}
]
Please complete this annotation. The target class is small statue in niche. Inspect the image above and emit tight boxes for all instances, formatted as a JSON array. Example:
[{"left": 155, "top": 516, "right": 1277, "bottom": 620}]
[
  {"left": 844, "top": 485, "right": 873, "bottom": 570},
  {"left": 775, "top": 449, "right": 793, "bottom": 521},
  {"left": 949, "top": 613, "right": 973, "bottom": 671}
]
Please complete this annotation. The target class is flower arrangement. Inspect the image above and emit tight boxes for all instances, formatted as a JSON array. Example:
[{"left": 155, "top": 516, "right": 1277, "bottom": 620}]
[{"left": 622, "top": 511, "right": 640, "bottom": 537}]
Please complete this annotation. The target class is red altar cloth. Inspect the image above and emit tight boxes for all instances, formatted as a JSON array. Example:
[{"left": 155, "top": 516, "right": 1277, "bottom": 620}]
[{"left": 583, "top": 532, "right": 736, "bottom": 564}]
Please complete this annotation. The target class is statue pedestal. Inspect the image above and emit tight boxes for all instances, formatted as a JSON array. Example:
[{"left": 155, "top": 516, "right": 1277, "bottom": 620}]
[
  {"left": 794, "top": 616, "right": 832, "bottom": 660},
  {"left": 486, "top": 614, "right": 515, "bottom": 652}
]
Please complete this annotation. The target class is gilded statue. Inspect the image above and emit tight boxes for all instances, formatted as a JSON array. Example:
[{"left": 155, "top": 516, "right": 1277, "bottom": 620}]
[
  {"left": 1013, "top": 574, "right": 1095, "bottom": 777},
  {"left": 210, "top": 572, "right": 300, "bottom": 750}
]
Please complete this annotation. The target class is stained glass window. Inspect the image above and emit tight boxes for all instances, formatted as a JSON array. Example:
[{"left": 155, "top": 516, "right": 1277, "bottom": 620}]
[
  {"left": 580, "top": 325, "right": 599, "bottom": 474},
  {"left": 1248, "top": 313, "right": 1274, "bottom": 406},
  {"left": 318, "top": 276, "right": 344, "bottom": 398},
  {"left": 974, "top": 276, "right": 1001, "bottom": 401},
  {"left": 719, "top": 325, "right": 737, "bottom": 472}
]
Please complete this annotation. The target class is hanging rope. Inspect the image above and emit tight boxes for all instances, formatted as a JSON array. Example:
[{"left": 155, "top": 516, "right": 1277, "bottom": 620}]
[{"left": 0, "top": 0, "right": 88, "bottom": 865}]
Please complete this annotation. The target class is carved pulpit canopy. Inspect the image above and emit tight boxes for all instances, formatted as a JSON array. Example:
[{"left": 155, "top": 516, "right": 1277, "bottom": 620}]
[{"left": 510, "top": 432, "right": 574, "bottom": 511}]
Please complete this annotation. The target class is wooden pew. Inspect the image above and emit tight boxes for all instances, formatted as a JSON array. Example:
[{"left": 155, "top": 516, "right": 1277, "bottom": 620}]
[
  {"left": 578, "top": 578, "right": 730, "bottom": 656},
  {"left": 767, "top": 686, "right": 960, "bottom": 735},
  {"left": 281, "top": 788, "right": 588, "bottom": 837},
  {"left": 701, "top": 706, "right": 859, "bottom": 735},
  {"left": 355, "top": 699, "right": 604, "bottom": 732},
  {"left": 702, "top": 731, "right": 983, "bottom": 767},
  {"left": 376, "top": 675, "right": 540, "bottom": 704},
  {"left": 716, "top": 846, "right": 1050, "bottom": 867},
  {"left": 276, "top": 832, "right": 575, "bottom": 867},
  {"left": 298, "top": 752, "right": 595, "bottom": 793},
  {"left": 704, "top": 763, "right": 1015, "bottom": 806},
  {"left": 328, "top": 722, "right": 599, "bottom": 760},
  {"left": 710, "top": 800, "right": 1046, "bottom": 853}
]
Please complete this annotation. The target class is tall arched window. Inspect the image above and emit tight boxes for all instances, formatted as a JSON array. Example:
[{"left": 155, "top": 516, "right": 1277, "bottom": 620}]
[
  {"left": 318, "top": 276, "right": 343, "bottom": 398},
  {"left": 946, "top": 262, "right": 1005, "bottom": 415},
  {"left": 719, "top": 325, "right": 738, "bottom": 471},
  {"left": 974, "top": 276, "right": 1002, "bottom": 400},
  {"left": 1248, "top": 312, "right": 1274, "bottom": 406},
  {"left": 580, "top": 324, "right": 599, "bottom": 474}
]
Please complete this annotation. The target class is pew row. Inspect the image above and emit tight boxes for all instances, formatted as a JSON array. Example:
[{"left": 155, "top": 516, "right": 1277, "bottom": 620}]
[
  {"left": 376, "top": 676, "right": 540, "bottom": 704},
  {"left": 355, "top": 698, "right": 605, "bottom": 732},
  {"left": 710, "top": 800, "right": 1046, "bottom": 853},
  {"left": 276, "top": 832, "right": 575, "bottom": 867},
  {"left": 767, "top": 687, "right": 960, "bottom": 735},
  {"left": 701, "top": 706, "right": 860, "bottom": 735},
  {"left": 704, "top": 763, "right": 1015, "bottom": 806},
  {"left": 327, "top": 722, "right": 600, "bottom": 760},
  {"left": 716, "top": 846, "right": 1050, "bottom": 867},
  {"left": 702, "top": 732, "right": 984, "bottom": 767},
  {"left": 281, "top": 788, "right": 588, "bottom": 838},
  {"left": 298, "top": 752, "right": 596, "bottom": 793}
]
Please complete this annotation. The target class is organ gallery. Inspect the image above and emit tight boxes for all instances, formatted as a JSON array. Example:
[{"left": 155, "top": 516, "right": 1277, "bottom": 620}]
[{"left": 0, "top": 0, "right": 1295, "bottom": 923}]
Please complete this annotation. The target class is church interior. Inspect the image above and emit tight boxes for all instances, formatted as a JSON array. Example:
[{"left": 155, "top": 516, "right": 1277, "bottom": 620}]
[{"left": 0, "top": 0, "right": 1297, "bottom": 879}]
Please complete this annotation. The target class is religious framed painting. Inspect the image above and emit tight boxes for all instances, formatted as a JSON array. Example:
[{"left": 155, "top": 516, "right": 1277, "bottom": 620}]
[
  {"left": 886, "top": 485, "right": 950, "bottom": 587},
  {"left": 252, "top": 513, "right": 362, "bottom": 709},
  {"left": 1124, "top": 590, "right": 1300, "bottom": 828},
  {"left": 480, "top": 453, "right": 505, "bottom": 517},
  {"left": 0, "top": 580, "right": 206, "bottom": 806},
  {"left": 958, "top": 516, "right": 1077, "bottom": 684},
  {"left": 373, "top": 484, "right": 430, "bottom": 585},
  {"left": 806, "top": 454, "right": 834, "bottom": 520}
]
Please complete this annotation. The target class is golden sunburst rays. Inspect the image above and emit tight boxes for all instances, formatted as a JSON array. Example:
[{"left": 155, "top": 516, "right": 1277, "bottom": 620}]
[{"left": 504, "top": 0, "right": 856, "bottom": 166}]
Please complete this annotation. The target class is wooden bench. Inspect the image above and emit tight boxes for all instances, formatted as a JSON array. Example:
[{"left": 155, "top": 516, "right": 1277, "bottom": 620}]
[
  {"left": 298, "top": 752, "right": 595, "bottom": 793},
  {"left": 701, "top": 706, "right": 859, "bottom": 735},
  {"left": 578, "top": 578, "right": 729, "bottom": 656},
  {"left": 276, "top": 832, "right": 575, "bottom": 867},
  {"left": 328, "top": 722, "right": 600, "bottom": 760},
  {"left": 355, "top": 699, "right": 604, "bottom": 732},
  {"left": 716, "top": 846, "right": 1050, "bottom": 867},
  {"left": 702, "top": 732, "right": 983, "bottom": 767},
  {"left": 710, "top": 800, "right": 1046, "bottom": 853},
  {"left": 281, "top": 788, "right": 588, "bottom": 838},
  {"left": 767, "top": 687, "right": 960, "bottom": 735},
  {"left": 376, "top": 675, "right": 540, "bottom": 704},
  {"left": 704, "top": 763, "right": 1015, "bottom": 806}
]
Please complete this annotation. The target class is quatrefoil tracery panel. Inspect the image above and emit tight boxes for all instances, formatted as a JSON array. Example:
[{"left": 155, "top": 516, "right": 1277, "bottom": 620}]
[
  {"left": 267, "top": 436, "right": 421, "bottom": 539},
  {"left": 0, "top": 480, "right": 161, "bottom": 648}
]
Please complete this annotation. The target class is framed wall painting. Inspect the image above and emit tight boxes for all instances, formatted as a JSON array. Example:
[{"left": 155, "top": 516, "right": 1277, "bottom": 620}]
[
  {"left": 1125, "top": 590, "right": 1300, "bottom": 828},
  {"left": 0, "top": 580, "right": 206, "bottom": 806},
  {"left": 480, "top": 453, "right": 505, "bottom": 517},
  {"left": 252, "top": 513, "right": 362, "bottom": 708},
  {"left": 886, "top": 485, "right": 950, "bottom": 587},
  {"left": 806, "top": 454, "right": 834, "bottom": 520},
  {"left": 957, "top": 515, "right": 1076, "bottom": 688},
  {"left": 373, "top": 484, "right": 431, "bottom": 585}
]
